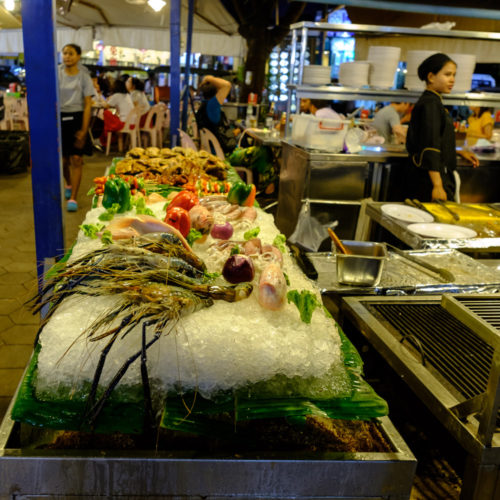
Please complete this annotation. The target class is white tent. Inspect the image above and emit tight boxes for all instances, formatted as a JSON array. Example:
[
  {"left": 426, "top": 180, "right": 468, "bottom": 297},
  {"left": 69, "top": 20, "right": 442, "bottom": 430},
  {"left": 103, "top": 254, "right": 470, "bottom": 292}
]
[{"left": 0, "top": 0, "right": 246, "bottom": 57}]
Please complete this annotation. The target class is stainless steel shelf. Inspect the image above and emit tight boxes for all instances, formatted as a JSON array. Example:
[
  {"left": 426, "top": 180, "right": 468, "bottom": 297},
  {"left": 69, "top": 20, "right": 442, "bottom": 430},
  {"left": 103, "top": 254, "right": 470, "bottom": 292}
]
[
  {"left": 289, "top": 84, "right": 500, "bottom": 107},
  {"left": 290, "top": 21, "right": 500, "bottom": 41}
]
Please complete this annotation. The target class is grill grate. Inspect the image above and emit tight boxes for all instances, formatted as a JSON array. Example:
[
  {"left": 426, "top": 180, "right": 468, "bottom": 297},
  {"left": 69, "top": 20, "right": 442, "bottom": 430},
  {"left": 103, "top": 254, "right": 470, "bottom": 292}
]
[
  {"left": 451, "top": 296, "right": 500, "bottom": 332},
  {"left": 368, "top": 303, "right": 494, "bottom": 403}
]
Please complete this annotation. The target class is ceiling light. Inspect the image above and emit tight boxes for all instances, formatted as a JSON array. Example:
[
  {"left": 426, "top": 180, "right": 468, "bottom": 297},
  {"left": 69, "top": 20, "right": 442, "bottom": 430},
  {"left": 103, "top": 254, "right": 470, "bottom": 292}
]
[
  {"left": 4, "top": 0, "right": 15, "bottom": 11},
  {"left": 147, "top": 0, "right": 165, "bottom": 12}
]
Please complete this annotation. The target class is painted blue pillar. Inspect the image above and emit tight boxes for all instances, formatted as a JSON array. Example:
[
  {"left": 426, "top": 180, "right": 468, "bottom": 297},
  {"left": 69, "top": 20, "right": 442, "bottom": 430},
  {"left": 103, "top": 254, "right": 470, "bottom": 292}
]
[
  {"left": 21, "top": 0, "right": 64, "bottom": 284},
  {"left": 170, "top": 0, "right": 181, "bottom": 147},
  {"left": 181, "top": 0, "right": 194, "bottom": 131}
]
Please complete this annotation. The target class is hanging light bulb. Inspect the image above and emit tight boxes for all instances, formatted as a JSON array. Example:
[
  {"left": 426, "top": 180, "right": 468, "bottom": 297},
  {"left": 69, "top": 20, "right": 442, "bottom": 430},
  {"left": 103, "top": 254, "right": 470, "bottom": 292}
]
[
  {"left": 147, "top": 0, "right": 165, "bottom": 12},
  {"left": 4, "top": 0, "right": 15, "bottom": 11}
]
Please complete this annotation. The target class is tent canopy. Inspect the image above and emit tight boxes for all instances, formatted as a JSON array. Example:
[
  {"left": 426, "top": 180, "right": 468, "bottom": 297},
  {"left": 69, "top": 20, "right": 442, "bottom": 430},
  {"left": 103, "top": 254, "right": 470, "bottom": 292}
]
[{"left": 0, "top": 0, "right": 246, "bottom": 57}]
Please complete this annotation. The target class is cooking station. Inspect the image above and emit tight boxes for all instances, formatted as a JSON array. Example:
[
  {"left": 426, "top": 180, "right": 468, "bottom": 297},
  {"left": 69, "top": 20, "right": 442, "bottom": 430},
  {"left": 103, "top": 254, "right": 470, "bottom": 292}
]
[{"left": 340, "top": 294, "right": 500, "bottom": 500}]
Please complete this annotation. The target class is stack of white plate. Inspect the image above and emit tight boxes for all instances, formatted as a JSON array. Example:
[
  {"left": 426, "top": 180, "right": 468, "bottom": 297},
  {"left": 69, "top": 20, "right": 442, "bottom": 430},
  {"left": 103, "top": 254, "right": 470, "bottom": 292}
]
[
  {"left": 450, "top": 53, "right": 476, "bottom": 93},
  {"left": 338, "top": 61, "right": 370, "bottom": 87},
  {"left": 367, "top": 46, "right": 401, "bottom": 88},
  {"left": 405, "top": 50, "right": 438, "bottom": 91},
  {"left": 302, "top": 65, "right": 332, "bottom": 85}
]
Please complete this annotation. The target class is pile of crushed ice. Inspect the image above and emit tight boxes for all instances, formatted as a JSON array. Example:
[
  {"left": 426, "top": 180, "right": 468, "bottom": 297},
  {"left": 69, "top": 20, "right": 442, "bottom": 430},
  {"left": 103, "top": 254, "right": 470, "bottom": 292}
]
[{"left": 36, "top": 203, "right": 349, "bottom": 400}]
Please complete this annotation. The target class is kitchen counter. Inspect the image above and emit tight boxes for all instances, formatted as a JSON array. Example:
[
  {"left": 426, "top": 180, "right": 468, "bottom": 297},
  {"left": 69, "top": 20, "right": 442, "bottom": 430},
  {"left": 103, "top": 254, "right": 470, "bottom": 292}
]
[{"left": 366, "top": 201, "right": 500, "bottom": 252}]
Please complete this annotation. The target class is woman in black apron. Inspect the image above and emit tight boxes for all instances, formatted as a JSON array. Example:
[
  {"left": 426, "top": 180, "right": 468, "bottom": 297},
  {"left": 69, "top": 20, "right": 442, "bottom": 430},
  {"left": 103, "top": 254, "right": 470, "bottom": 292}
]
[{"left": 406, "top": 53, "right": 478, "bottom": 202}]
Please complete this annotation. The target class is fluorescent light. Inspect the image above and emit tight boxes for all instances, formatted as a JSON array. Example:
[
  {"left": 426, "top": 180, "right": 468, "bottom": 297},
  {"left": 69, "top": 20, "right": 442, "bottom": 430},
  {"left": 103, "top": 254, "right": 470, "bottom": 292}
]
[
  {"left": 147, "top": 0, "right": 165, "bottom": 12},
  {"left": 4, "top": 0, "right": 15, "bottom": 11}
]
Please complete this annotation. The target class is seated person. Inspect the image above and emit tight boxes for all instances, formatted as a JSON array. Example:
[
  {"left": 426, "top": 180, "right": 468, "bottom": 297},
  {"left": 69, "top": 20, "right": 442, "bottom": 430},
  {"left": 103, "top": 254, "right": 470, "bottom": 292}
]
[
  {"left": 303, "top": 99, "right": 342, "bottom": 119},
  {"left": 126, "top": 76, "right": 151, "bottom": 127},
  {"left": 466, "top": 106, "right": 494, "bottom": 146},
  {"left": 99, "top": 79, "right": 134, "bottom": 146},
  {"left": 372, "top": 102, "right": 411, "bottom": 144},
  {"left": 196, "top": 75, "right": 238, "bottom": 153}
]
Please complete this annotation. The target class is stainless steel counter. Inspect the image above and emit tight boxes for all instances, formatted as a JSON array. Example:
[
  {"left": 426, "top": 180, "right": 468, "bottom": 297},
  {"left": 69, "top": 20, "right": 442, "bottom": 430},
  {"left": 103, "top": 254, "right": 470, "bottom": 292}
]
[
  {"left": 366, "top": 202, "right": 500, "bottom": 252},
  {"left": 0, "top": 383, "right": 417, "bottom": 499}
]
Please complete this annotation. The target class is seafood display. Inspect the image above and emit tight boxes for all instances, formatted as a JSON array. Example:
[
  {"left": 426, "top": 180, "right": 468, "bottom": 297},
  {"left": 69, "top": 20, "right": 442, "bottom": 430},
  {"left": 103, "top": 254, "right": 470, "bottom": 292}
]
[
  {"left": 114, "top": 146, "right": 229, "bottom": 187},
  {"left": 19, "top": 179, "right": 352, "bottom": 432}
]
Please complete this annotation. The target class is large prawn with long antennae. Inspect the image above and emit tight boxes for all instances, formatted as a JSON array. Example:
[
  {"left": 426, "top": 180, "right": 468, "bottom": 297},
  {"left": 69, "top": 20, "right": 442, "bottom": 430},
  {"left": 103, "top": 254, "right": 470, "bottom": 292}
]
[{"left": 28, "top": 232, "right": 253, "bottom": 428}]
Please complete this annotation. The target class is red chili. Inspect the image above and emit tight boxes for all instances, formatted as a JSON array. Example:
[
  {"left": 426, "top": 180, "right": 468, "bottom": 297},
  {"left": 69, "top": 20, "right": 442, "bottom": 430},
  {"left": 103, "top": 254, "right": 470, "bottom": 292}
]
[
  {"left": 164, "top": 206, "right": 191, "bottom": 238},
  {"left": 167, "top": 190, "right": 199, "bottom": 212}
]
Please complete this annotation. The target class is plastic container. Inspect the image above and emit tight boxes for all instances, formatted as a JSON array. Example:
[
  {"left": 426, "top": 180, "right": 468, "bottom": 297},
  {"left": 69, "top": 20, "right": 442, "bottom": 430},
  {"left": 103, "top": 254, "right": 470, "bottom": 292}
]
[
  {"left": 291, "top": 114, "right": 348, "bottom": 152},
  {"left": 334, "top": 240, "right": 387, "bottom": 286}
]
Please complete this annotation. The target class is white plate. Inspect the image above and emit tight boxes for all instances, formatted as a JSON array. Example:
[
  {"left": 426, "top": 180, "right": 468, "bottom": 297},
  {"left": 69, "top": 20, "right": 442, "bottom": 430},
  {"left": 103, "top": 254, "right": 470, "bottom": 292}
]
[
  {"left": 407, "top": 223, "right": 477, "bottom": 239},
  {"left": 381, "top": 203, "right": 434, "bottom": 223}
]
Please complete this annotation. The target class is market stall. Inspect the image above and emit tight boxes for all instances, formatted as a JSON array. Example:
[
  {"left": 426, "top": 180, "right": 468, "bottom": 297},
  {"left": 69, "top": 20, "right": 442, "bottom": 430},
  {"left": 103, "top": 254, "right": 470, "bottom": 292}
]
[{"left": 0, "top": 146, "right": 417, "bottom": 499}]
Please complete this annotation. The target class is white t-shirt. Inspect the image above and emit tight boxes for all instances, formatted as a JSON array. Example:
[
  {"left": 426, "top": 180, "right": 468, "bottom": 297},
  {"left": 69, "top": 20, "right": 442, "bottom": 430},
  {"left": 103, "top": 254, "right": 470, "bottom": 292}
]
[
  {"left": 315, "top": 107, "right": 342, "bottom": 120},
  {"left": 107, "top": 93, "right": 134, "bottom": 122},
  {"left": 130, "top": 90, "right": 151, "bottom": 116}
]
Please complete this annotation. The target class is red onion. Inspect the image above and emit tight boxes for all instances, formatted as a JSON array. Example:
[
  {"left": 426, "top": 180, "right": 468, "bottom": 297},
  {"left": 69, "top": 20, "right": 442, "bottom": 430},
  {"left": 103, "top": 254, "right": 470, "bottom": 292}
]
[
  {"left": 210, "top": 222, "right": 234, "bottom": 240},
  {"left": 222, "top": 254, "right": 255, "bottom": 284}
]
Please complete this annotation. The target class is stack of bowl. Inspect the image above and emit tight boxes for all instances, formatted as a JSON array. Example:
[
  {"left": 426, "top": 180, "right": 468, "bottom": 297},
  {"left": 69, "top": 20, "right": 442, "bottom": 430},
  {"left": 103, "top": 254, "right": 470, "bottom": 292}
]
[
  {"left": 302, "top": 65, "right": 332, "bottom": 85},
  {"left": 367, "top": 46, "right": 401, "bottom": 88},
  {"left": 338, "top": 61, "right": 371, "bottom": 87},
  {"left": 405, "top": 50, "right": 438, "bottom": 91},
  {"left": 450, "top": 53, "right": 476, "bottom": 93}
]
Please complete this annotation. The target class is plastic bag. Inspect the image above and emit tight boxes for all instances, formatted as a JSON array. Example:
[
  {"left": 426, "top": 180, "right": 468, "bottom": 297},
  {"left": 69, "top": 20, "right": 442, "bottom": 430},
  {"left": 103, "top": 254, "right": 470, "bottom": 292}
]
[{"left": 288, "top": 200, "right": 338, "bottom": 252}]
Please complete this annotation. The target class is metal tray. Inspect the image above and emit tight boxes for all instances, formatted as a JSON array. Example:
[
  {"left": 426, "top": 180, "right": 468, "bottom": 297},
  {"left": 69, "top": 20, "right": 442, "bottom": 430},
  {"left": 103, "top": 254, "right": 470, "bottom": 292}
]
[
  {"left": 308, "top": 248, "right": 500, "bottom": 295},
  {"left": 0, "top": 388, "right": 416, "bottom": 499}
]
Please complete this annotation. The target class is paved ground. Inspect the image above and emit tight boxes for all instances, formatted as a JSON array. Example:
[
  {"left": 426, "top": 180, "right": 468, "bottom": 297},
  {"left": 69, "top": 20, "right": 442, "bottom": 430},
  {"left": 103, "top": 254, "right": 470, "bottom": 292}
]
[
  {"left": 0, "top": 150, "right": 464, "bottom": 498},
  {"left": 0, "top": 151, "right": 109, "bottom": 421}
]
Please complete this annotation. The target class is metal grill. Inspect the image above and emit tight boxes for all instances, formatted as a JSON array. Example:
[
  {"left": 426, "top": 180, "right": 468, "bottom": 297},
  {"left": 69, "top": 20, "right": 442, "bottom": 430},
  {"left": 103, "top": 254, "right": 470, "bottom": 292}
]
[
  {"left": 368, "top": 303, "right": 494, "bottom": 401},
  {"left": 451, "top": 296, "right": 500, "bottom": 332}
]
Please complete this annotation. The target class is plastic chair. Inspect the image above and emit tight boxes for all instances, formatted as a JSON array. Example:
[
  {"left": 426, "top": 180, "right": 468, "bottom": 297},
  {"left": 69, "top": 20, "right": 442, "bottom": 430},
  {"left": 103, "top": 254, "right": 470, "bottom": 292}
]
[
  {"left": 178, "top": 129, "right": 198, "bottom": 150},
  {"left": 199, "top": 127, "right": 225, "bottom": 159},
  {"left": 140, "top": 104, "right": 163, "bottom": 148},
  {"left": 154, "top": 85, "right": 170, "bottom": 104},
  {"left": 199, "top": 127, "right": 253, "bottom": 185},
  {"left": 105, "top": 108, "right": 141, "bottom": 155}
]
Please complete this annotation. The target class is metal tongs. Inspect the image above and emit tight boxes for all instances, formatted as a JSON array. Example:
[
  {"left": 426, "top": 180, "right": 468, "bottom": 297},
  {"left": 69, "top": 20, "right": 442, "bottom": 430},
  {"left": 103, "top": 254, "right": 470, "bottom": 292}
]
[
  {"left": 386, "top": 243, "right": 455, "bottom": 283},
  {"left": 435, "top": 200, "right": 460, "bottom": 221}
]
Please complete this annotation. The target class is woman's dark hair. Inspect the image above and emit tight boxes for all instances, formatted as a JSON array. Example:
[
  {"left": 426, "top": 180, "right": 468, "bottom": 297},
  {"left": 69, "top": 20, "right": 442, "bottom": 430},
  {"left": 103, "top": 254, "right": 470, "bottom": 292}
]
[
  {"left": 417, "top": 53, "right": 455, "bottom": 82},
  {"left": 112, "top": 79, "right": 128, "bottom": 94},
  {"left": 477, "top": 107, "right": 492, "bottom": 117},
  {"left": 131, "top": 77, "right": 145, "bottom": 91},
  {"left": 310, "top": 99, "right": 332, "bottom": 110},
  {"left": 199, "top": 81, "right": 217, "bottom": 99},
  {"left": 62, "top": 43, "right": 82, "bottom": 55}
]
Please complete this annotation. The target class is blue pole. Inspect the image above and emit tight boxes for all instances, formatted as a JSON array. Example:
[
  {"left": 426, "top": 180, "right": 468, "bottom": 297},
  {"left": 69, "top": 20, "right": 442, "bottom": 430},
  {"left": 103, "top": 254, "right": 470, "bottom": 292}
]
[
  {"left": 181, "top": 0, "right": 194, "bottom": 131},
  {"left": 21, "top": 0, "right": 64, "bottom": 284},
  {"left": 170, "top": 0, "right": 181, "bottom": 147}
]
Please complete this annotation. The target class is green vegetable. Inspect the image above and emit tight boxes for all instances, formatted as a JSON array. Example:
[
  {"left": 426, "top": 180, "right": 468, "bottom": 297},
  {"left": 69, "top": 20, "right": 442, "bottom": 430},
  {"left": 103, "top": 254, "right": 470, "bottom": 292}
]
[
  {"left": 283, "top": 271, "right": 290, "bottom": 286},
  {"left": 132, "top": 197, "right": 154, "bottom": 216},
  {"left": 100, "top": 230, "right": 113, "bottom": 245},
  {"left": 230, "top": 245, "right": 242, "bottom": 256},
  {"left": 244, "top": 226, "right": 260, "bottom": 241},
  {"left": 286, "top": 289, "right": 322, "bottom": 324},
  {"left": 79, "top": 223, "right": 105, "bottom": 239},
  {"left": 98, "top": 203, "right": 121, "bottom": 221},
  {"left": 203, "top": 270, "right": 221, "bottom": 281},
  {"left": 102, "top": 177, "right": 131, "bottom": 213},
  {"left": 273, "top": 234, "right": 287, "bottom": 253},
  {"left": 227, "top": 181, "right": 253, "bottom": 206},
  {"left": 187, "top": 228, "right": 203, "bottom": 246}
]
